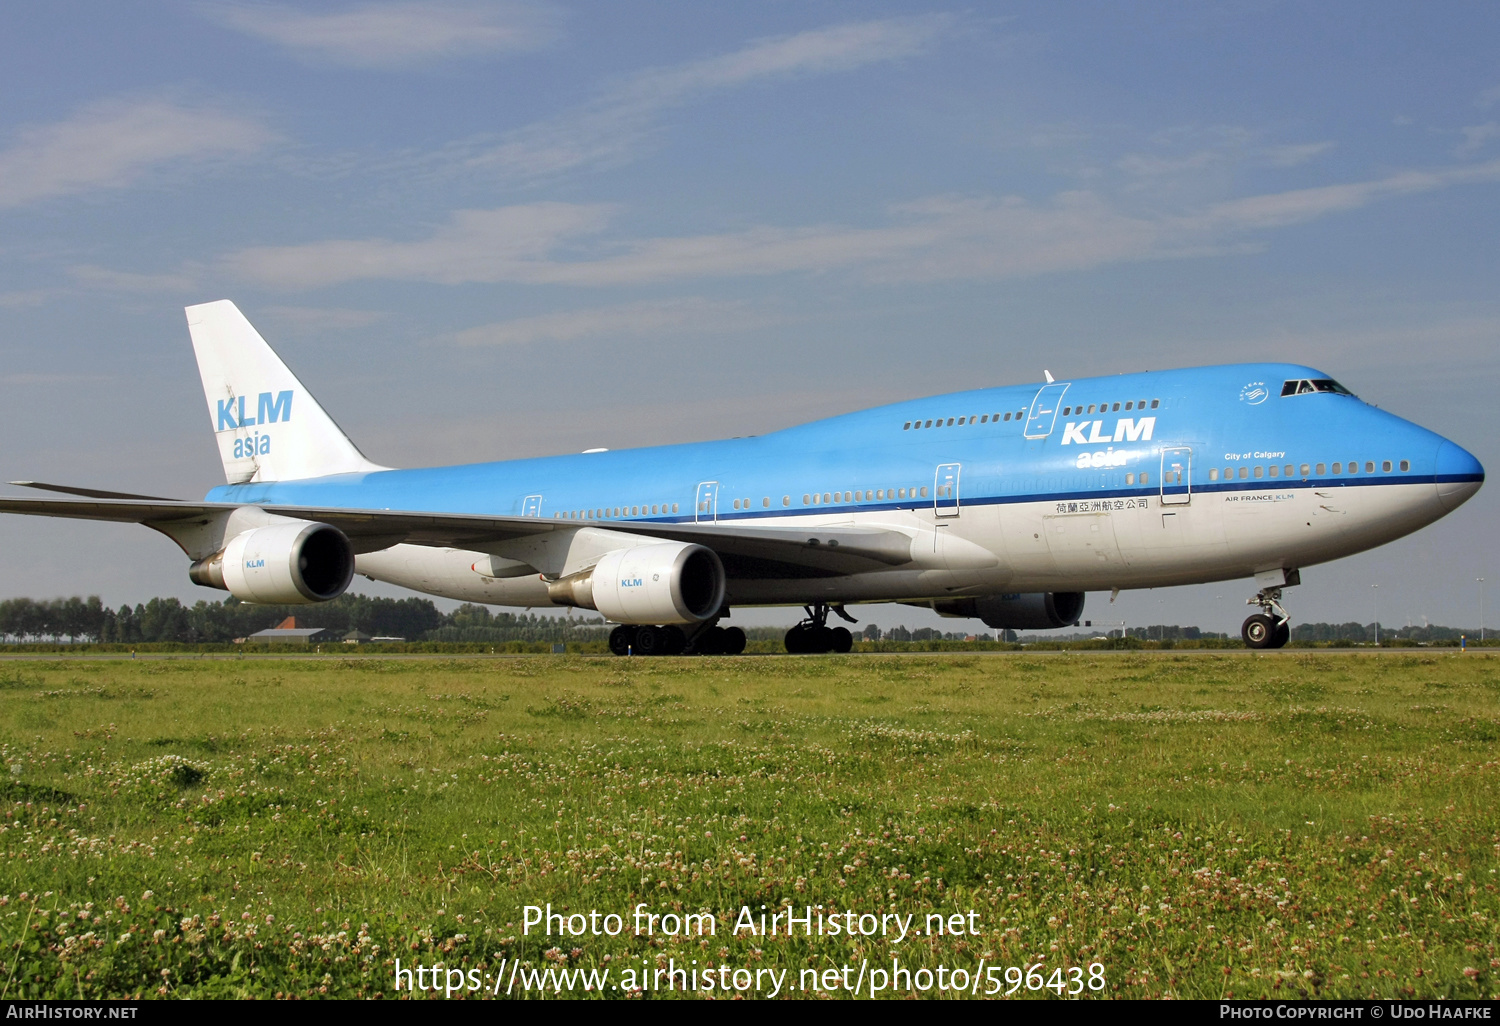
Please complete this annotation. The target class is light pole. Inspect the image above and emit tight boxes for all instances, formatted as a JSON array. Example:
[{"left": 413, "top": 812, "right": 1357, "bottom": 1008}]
[
  {"left": 1480, "top": 578, "right": 1487, "bottom": 643},
  {"left": 1372, "top": 584, "right": 1380, "bottom": 646}
]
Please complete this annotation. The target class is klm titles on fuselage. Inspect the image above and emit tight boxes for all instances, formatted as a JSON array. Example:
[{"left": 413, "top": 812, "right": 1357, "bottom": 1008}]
[
  {"left": 218, "top": 391, "right": 292, "bottom": 460},
  {"left": 1060, "top": 416, "right": 1156, "bottom": 469}
]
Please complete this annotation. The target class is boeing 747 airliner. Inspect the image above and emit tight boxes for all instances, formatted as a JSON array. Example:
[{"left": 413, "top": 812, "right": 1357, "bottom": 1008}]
[{"left": 0, "top": 301, "right": 1484, "bottom": 655}]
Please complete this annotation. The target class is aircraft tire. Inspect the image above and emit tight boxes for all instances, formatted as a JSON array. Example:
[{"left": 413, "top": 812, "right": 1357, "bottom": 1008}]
[
  {"left": 661, "top": 625, "right": 687, "bottom": 654},
  {"left": 608, "top": 625, "right": 635, "bottom": 656},
  {"left": 634, "top": 625, "right": 666, "bottom": 656},
  {"left": 1271, "top": 621, "right": 1291, "bottom": 649},
  {"left": 1241, "top": 614, "right": 1277, "bottom": 649},
  {"left": 784, "top": 626, "right": 807, "bottom": 654},
  {"left": 695, "top": 626, "right": 728, "bottom": 655},
  {"left": 830, "top": 626, "right": 853, "bottom": 653},
  {"left": 723, "top": 626, "right": 746, "bottom": 655}
]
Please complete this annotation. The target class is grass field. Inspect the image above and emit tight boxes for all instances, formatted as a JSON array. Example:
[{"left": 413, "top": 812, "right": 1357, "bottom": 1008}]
[{"left": 1, "top": 651, "right": 1497, "bottom": 1000}]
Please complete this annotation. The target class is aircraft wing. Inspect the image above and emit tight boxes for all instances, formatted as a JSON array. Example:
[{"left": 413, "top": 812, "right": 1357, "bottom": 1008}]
[{"left": 0, "top": 496, "right": 915, "bottom": 577}]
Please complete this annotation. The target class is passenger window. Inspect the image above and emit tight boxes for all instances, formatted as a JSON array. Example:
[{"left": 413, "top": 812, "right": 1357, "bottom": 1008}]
[
  {"left": 732, "top": 499, "right": 740, "bottom": 510},
  {"left": 1063, "top": 407, "right": 1071, "bottom": 415},
  {"left": 1399, "top": 460, "right": 1409, "bottom": 472},
  {"left": 762, "top": 497, "right": 770, "bottom": 508},
  {"left": 898, "top": 488, "right": 906, "bottom": 498},
  {"left": 823, "top": 493, "right": 832, "bottom": 503},
  {"left": 803, "top": 494, "right": 810, "bottom": 504},
  {"left": 1086, "top": 404, "right": 1095, "bottom": 414},
  {"left": 811, "top": 494, "right": 820, "bottom": 504},
  {"left": 782, "top": 496, "right": 790, "bottom": 506},
  {"left": 1126, "top": 473, "right": 1135, "bottom": 485},
  {"left": 1140, "top": 472, "right": 1149, "bottom": 485},
  {"left": 1365, "top": 462, "right": 1375, "bottom": 473},
  {"left": 920, "top": 486, "right": 929, "bottom": 497},
  {"left": 924, "top": 420, "right": 933, "bottom": 428},
  {"left": 1315, "top": 464, "right": 1325, "bottom": 475},
  {"left": 672, "top": 503, "right": 679, "bottom": 514},
  {"left": 1254, "top": 466, "right": 1264, "bottom": 479},
  {"left": 1346, "top": 461, "right": 1357, "bottom": 474},
  {"left": 1112, "top": 402, "right": 1120, "bottom": 412},
  {"left": 1332, "top": 463, "right": 1341, "bottom": 474},
  {"left": 1268, "top": 465, "right": 1278, "bottom": 478},
  {"left": 1209, "top": 468, "right": 1219, "bottom": 481},
  {"left": 1003, "top": 412, "right": 1012, "bottom": 421},
  {"left": 957, "top": 416, "right": 966, "bottom": 425},
  {"left": 1124, "top": 401, "right": 1133, "bottom": 410},
  {"left": 1237, "top": 467, "right": 1247, "bottom": 480},
  {"left": 946, "top": 418, "right": 954, "bottom": 426},
  {"left": 1300, "top": 464, "right": 1310, "bottom": 477},
  {"left": 903, "top": 421, "right": 911, "bottom": 430},
  {"left": 1382, "top": 461, "right": 1391, "bottom": 473},
  {"left": 981, "top": 415, "right": 989, "bottom": 423},
  {"left": 1284, "top": 465, "right": 1293, "bottom": 477},
  {"left": 1150, "top": 399, "right": 1160, "bottom": 409}
]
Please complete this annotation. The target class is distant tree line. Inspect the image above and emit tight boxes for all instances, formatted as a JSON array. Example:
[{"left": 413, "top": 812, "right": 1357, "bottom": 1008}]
[
  {"left": 0, "top": 595, "right": 607, "bottom": 644},
  {"left": 0, "top": 596, "right": 1487, "bottom": 647}
]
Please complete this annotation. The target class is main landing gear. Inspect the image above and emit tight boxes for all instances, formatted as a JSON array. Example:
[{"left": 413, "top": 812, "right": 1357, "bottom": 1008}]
[
  {"left": 1242, "top": 586, "right": 1292, "bottom": 650},
  {"left": 608, "top": 620, "right": 746, "bottom": 657},
  {"left": 784, "top": 603, "right": 856, "bottom": 654}
]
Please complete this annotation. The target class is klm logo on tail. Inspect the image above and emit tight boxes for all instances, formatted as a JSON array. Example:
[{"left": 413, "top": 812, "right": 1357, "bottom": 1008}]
[{"left": 217, "top": 391, "right": 293, "bottom": 431}]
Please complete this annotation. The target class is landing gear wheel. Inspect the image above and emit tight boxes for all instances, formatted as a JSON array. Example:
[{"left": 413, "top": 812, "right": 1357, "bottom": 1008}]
[
  {"left": 830, "top": 626, "right": 853, "bottom": 653},
  {"left": 1271, "top": 621, "right": 1290, "bottom": 649},
  {"left": 661, "top": 625, "right": 687, "bottom": 655},
  {"left": 608, "top": 625, "right": 635, "bottom": 656},
  {"left": 1242, "top": 614, "right": 1278, "bottom": 650},
  {"left": 633, "top": 625, "right": 666, "bottom": 656},
  {"left": 695, "top": 626, "right": 728, "bottom": 655},
  {"left": 722, "top": 626, "right": 746, "bottom": 655},
  {"left": 784, "top": 625, "right": 811, "bottom": 654}
]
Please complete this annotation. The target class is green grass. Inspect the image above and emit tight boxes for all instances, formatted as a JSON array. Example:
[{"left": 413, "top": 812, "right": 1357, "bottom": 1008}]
[{"left": 1, "top": 651, "right": 1497, "bottom": 999}]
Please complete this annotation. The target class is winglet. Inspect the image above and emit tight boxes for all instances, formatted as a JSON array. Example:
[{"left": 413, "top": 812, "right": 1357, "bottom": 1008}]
[
  {"left": 1044, "top": 369, "right": 1055, "bottom": 384},
  {"left": 185, "top": 301, "right": 389, "bottom": 484}
]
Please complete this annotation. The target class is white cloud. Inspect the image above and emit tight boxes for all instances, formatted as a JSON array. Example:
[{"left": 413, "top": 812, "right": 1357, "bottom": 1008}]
[
  {"left": 451, "top": 298, "right": 758, "bottom": 347},
  {"left": 258, "top": 306, "right": 389, "bottom": 332},
  {"left": 70, "top": 265, "right": 200, "bottom": 293},
  {"left": 0, "top": 98, "right": 275, "bottom": 208},
  {"left": 1456, "top": 122, "right": 1500, "bottom": 157},
  {"left": 1262, "top": 141, "right": 1335, "bottom": 167},
  {"left": 447, "top": 15, "right": 949, "bottom": 182},
  {"left": 204, "top": 1, "right": 559, "bottom": 68},
  {"left": 218, "top": 158, "right": 1500, "bottom": 292}
]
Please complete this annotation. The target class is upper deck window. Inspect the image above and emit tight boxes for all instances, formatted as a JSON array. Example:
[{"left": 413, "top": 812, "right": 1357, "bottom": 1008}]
[{"left": 1281, "top": 378, "right": 1355, "bottom": 397}]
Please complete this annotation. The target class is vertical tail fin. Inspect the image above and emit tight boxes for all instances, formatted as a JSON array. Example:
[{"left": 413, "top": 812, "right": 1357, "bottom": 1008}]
[{"left": 185, "top": 300, "right": 388, "bottom": 484}]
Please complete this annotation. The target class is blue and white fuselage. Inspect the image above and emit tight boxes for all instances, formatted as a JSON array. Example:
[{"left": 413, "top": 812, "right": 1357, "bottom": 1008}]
[
  {"left": 0, "top": 301, "right": 1482, "bottom": 652},
  {"left": 206, "top": 362, "right": 1482, "bottom": 610}
]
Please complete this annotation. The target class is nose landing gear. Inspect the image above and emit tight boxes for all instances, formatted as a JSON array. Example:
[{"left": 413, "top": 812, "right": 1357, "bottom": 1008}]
[
  {"left": 784, "top": 603, "right": 855, "bottom": 654},
  {"left": 1242, "top": 587, "right": 1292, "bottom": 649}
]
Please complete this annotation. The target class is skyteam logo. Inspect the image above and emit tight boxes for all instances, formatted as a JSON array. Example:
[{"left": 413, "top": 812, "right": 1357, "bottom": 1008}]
[
  {"left": 217, "top": 391, "right": 293, "bottom": 431},
  {"left": 1239, "top": 381, "right": 1269, "bottom": 405}
]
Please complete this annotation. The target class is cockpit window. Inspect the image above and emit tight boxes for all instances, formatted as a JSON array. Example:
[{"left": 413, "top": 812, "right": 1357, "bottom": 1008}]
[{"left": 1281, "top": 378, "right": 1355, "bottom": 397}]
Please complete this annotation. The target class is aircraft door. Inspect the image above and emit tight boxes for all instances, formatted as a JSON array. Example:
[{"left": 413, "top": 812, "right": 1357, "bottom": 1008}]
[
  {"left": 934, "top": 463, "right": 960, "bottom": 517},
  {"left": 1160, "top": 447, "right": 1192, "bottom": 506},
  {"left": 694, "top": 481, "right": 719, "bottom": 523},
  {"left": 1023, "top": 383, "right": 1071, "bottom": 439},
  {"left": 522, "top": 494, "right": 543, "bottom": 516}
]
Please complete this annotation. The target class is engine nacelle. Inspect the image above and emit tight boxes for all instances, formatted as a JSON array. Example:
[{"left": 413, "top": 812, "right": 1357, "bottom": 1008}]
[
  {"left": 189, "top": 521, "right": 355, "bottom": 604},
  {"left": 546, "top": 542, "right": 725, "bottom": 624},
  {"left": 930, "top": 592, "right": 1085, "bottom": 630}
]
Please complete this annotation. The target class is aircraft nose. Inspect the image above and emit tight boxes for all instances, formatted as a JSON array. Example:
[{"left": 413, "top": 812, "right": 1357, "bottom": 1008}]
[{"left": 1435, "top": 439, "right": 1484, "bottom": 512}]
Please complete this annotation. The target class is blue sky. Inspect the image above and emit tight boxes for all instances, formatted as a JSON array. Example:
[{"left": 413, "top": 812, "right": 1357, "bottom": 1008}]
[{"left": 0, "top": 1, "right": 1496, "bottom": 634}]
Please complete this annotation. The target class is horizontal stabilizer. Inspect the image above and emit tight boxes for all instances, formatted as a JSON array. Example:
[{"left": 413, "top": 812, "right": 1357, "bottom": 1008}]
[{"left": 11, "top": 480, "right": 180, "bottom": 502}]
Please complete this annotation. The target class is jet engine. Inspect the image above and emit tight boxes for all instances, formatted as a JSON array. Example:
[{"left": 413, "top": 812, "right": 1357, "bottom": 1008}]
[
  {"left": 929, "top": 592, "right": 1085, "bottom": 630},
  {"left": 546, "top": 541, "right": 725, "bottom": 624},
  {"left": 189, "top": 521, "right": 355, "bottom": 604}
]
